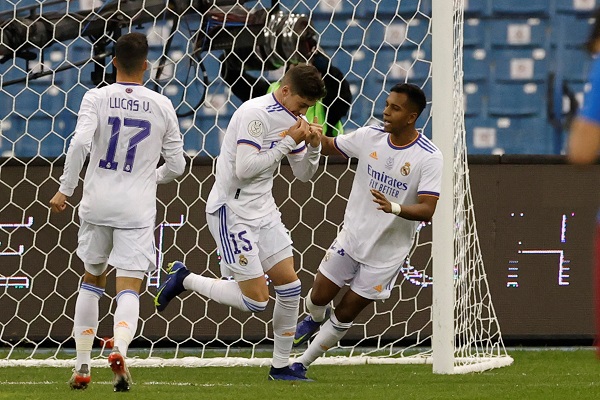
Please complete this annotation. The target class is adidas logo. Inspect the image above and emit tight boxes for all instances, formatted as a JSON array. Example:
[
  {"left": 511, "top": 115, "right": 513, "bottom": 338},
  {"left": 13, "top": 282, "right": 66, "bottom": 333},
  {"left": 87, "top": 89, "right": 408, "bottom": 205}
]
[
  {"left": 116, "top": 321, "right": 129, "bottom": 328},
  {"left": 80, "top": 328, "right": 95, "bottom": 336},
  {"left": 370, "top": 151, "right": 378, "bottom": 159},
  {"left": 279, "top": 130, "right": 287, "bottom": 137},
  {"left": 373, "top": 285, "right": 383, "bottom": 293}
]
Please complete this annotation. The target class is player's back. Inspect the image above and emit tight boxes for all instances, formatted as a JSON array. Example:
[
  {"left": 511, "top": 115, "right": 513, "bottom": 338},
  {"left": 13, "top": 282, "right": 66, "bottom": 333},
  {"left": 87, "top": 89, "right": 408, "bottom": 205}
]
[{"left": 79, "top": 83, "right": 175, "bottom": 228}]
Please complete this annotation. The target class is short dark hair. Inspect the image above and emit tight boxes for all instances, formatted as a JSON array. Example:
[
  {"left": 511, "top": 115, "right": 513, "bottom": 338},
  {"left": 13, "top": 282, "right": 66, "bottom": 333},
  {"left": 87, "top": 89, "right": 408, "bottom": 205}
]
[
  {"left": 282, "top": 64, "right": 327, "bottom": 101},
  {"left": 115, "top": 33, "right": 148, "bottom": 74},
  {"left": 390, "top": 83, "right": 427, "bottom": 117},
  {"left": 586, "top": 8, "right": 600, "bottom": 54}
]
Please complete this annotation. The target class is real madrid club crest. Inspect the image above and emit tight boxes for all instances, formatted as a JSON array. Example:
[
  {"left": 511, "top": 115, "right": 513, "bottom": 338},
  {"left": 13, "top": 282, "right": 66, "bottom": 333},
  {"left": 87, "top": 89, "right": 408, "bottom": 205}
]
[
  {"left": 385, "top": 157, "right": 395, "bottom": 170},
  {"left": 248, "top": 120, "right": 263, "bottom": 137},
  {"left": 401, "top": 162, "right": 411, "bottom": 176},
  {"left": 239, "top": 255, "right": 248, "bottom": 266}
]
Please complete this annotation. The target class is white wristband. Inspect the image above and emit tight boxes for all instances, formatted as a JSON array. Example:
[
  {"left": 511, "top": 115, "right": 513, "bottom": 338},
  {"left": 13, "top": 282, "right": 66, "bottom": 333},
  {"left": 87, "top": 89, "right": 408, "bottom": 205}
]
[{"left": 391, "top": 202, "right": 402, "bottom": 216}]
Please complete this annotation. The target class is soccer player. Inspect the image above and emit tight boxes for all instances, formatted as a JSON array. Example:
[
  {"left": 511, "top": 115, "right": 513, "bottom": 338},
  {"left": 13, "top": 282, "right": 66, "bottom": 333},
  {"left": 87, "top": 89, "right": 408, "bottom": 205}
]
[
  {"left": 49, "top": 33, "right": 185, "bottom": 391},
  {"left": 567, "top": 7, "right": 600, "bottom": 356},
  {"left": 289, "top": 83, "right": 443, "bottom": 379},
  {"left": 154, "top": 64, "right": 326, "bottom": 381}
]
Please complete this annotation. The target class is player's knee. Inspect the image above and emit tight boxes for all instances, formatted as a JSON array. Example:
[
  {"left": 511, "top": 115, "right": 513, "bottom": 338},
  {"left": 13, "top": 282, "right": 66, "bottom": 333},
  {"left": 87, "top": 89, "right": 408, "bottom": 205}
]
[{"left": 241, "top": 295, "right": 269, "bottom": 313}]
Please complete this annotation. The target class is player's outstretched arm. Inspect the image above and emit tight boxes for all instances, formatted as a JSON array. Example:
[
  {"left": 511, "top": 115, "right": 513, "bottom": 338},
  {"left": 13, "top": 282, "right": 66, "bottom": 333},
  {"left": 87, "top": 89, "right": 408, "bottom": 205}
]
[{"left": 370, "top": 189, "right": 438, "bottom": 221}]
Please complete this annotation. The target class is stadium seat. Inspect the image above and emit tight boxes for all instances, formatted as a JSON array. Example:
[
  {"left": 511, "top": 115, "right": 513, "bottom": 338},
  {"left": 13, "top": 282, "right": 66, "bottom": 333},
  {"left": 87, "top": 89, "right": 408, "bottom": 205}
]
[
  {"left": 464, "top": 82, "right": 485, "bottom": 118},
  {"left": 490, "top": 0, "right": 550, "bottom": 16},
  {"left": 372, "top": 47, "right": 431, "bottom": 87},
  {"left": 551, "top": 14, "right": 594, "bottom": 48},
  {"left": 313, "top": 19, "right": 365, "bottom": 49},
  {"left": 560, "top": 48, "right": 593, "bottom": 83},
  {"left": 360, "top": 0, "right": 431, "bottom": 17},
  {"left": 366, "top": 17, "right": 430, "bottom": 49},
  {"left": 489, "top": 19, "right": 549, "bottom": 48},
  {"left": 465, "top": 116, "right": 499, "bottom": 155},
  {"left": 463, "top": 48, "right": 489, "bottom": 82},
  {"left": 463, "top": 18, "right": 486, "bottom": 48},
  {"left": 492, "top": 48, "right": 549, "bottom": 83},
  {"left": 464, "top": 0, "right": 490, "bottom": 17},
  {"left": 494, "top": 116, "right": 554, "bottom": 154},
  {"left": 488, "top": 82, "right": 547, "bottom": 117},
  {"left": 555, "top": 0, "right": 598, "bottom": 15}
]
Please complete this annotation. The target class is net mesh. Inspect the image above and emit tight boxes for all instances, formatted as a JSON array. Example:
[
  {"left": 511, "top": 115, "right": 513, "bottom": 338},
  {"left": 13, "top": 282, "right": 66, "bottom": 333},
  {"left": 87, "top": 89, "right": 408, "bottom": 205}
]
[{"left": 0, "top": 0, "right": 511, "bottom": 372}]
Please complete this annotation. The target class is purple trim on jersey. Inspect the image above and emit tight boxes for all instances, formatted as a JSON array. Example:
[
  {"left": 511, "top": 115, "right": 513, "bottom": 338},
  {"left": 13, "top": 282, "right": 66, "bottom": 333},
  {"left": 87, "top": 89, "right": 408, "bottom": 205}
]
[
  {"left": 418, "top": 191, "right": 440, "bottom": 197},
  {"left": 387, "top": 133, "right": 419, "bottom": 150},
  {"left": 333, "top": 137, "right": 350, "bottom": 158},
  {"left": 237, "top": 139, "right": 261, "bottom": 150},
  {"left": 290, "top": 144, "right": 306, "bottom": 154},
  {"left": 370, "top": 125, "right": 386, "bottom": 132},
  {"left": 116, "top": 82, "right": 141, "bottom": 86},
  {"left": 270, "top": 93, "right": 297, "bottom": 119},
  {"left": 580, "top": 57, "right": 600, "bottom": 123},
  {"left": 416, "top": 137, "right": 437, "bottom": 154},
  {"left": 219, "top": 206, "right": 235, "bottom": 264}
]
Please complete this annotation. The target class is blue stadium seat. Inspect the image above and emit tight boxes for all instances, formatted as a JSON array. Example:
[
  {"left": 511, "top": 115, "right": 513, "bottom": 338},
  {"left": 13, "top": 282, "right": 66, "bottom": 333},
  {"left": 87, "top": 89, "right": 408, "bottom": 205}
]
[
  {"left": 329, "top": 49, "right": 374, "bottom": 85},
  {"left": 464, "top": 0, "right": 490, "bottom": 17},
  {"left": 372, "top": 47, "right": 431, "bottom": 87},
  {"left": 464, "top": 82, "right": 486, "bottom": 118},
  {"left": 555, "top": 0, "right": 598, "bottom": 14},
  {"left": 561, "top": 48, "right": 592, "bottom": 83},
  {"left": 495, "top": 117, "right": 554, "bottom": 154},
  {"left": 465, "top": 117, "right": 499, "bottom": 155},
  {"left": 463, "top": 18, "right": 486, "bottom": 48},
  {"left": 313, "top": 19, "right": 365, "bottom": 49},
  {"left": 489, "top": 19, "right": 549, "bottom": 48},
  {"left": 366, "top": 17, "right": 430, "bottom": 49},
  {"left": 551, "top": 14, "right": 594, "bottom": 48},
  {"left": 463, "top": 48, "right": 489, "bottom": 82},
  {"left": 492, "top": 48, "right": 549, "bottom": 83},
  {"left": 360, "top": 0, "right": 431, "bottom": 17},
  {"left": 488, "top": 83, "right": 546, "bottom": 117},
  {"left": 490, "top": 0, "right": 550, "bottom": 16}
]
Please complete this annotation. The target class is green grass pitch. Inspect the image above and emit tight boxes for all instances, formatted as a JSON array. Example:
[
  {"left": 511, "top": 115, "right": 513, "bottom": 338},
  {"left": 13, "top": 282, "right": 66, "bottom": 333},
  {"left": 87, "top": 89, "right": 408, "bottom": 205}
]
[{"left": 1, "top": 350, "right": 599, "bottom": 400}]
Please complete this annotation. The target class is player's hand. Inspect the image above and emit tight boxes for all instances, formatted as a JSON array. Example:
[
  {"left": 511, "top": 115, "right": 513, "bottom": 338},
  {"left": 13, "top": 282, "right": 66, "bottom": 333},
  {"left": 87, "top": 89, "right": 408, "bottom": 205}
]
[
  {"left": 287, "top": 117, "right": 309, "bottom": 144},
  {"left": 306, "top": 116, "right": 322, "bottom": 148},
  {"left": 370, "top": 189, "right": 392, "bottom": 213},
  {"left": 49, "top": 191, "right": 69, "bottom": 213}
]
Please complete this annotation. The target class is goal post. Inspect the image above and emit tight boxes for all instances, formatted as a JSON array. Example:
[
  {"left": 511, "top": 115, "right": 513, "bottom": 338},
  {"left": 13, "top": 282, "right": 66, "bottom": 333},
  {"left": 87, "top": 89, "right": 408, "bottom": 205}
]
[{"left": 0, "top": 0, "right": 513, "bottom": 373}]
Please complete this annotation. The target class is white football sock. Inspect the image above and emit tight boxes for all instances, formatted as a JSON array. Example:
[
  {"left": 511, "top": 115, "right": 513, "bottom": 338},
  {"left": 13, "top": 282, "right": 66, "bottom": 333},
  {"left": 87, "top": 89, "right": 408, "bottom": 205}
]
[
  {"left": 305, "top": 288, "right": 329, "bottom": 323},
  {"left": 297, "top": 312, "right": 352, "bottom": 367},
  {"left": 113, "top": 290, "right": 139, "bottom": 357},
  {"left": 184, "top": 274, "right": 267, "bottom": 312},
  {"left": 272, "top": 280, "right": 301, "bottom": 368},
  {"left": 73, "top": 283, "right": 104, "bottom": 371}
]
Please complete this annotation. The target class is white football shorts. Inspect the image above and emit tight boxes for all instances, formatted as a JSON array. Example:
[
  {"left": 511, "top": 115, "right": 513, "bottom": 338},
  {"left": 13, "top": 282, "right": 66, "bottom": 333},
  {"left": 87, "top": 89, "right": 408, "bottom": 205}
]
[
  {"left": 318, "top": 238, "right": 403, "bottom": 301},
  {"left": 206, "top": 204, "right": 293, "bottom": 282},
  {"left": 77, "top": 219, "right": 156, "bottom": 273}
]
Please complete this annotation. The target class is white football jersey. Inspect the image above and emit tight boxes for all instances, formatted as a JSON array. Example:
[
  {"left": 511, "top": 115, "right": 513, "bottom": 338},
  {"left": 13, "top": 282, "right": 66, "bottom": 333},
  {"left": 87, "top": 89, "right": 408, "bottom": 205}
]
[
  {"left": 334, "top": 126, "right": 443, "bottom": 268},
  {"left": 59, "top": 82, "right": 185, "bottom": 228},
  {"left": 206, "top": 93, "right": 315, "bottom": 220}
]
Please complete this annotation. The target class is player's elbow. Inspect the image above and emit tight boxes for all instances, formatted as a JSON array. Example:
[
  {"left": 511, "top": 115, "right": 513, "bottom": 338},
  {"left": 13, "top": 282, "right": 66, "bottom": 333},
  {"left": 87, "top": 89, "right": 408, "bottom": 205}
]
[
  {"left": 173, "top": 155, "right": 186, "bottom": 176},
  {"left": 567, "top": 151, "right": 598, "bottom": 165},
  {"left": 235, "top": 165, "right": 255, "bottom": 181}
]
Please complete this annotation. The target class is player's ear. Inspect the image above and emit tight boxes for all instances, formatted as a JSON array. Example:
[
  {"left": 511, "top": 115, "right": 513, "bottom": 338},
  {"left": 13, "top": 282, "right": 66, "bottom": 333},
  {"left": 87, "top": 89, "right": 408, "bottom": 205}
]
[{"left": 112, "top": 57, "right": 119, "bottom": 69}]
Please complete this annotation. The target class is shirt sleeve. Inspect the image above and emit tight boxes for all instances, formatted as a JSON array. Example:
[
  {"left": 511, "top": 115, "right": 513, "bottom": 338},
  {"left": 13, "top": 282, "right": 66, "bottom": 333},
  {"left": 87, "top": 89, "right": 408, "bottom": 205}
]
[
  {"left": 156, "top": 101, "right": 186, "bottom": 184},
  {"left": 580, "top": 57, "right": 600, "bottom": 124},
  {"left": 59, "top": 90, "right": 99, "bottom": 196},
  {"left": 332, "top": 127, "right": 366, "bottom": 159},
  {"left": 417, "top": 152, "right": 443, "bottom": 198},
  {"left": 287, "top": 142, "right": 321, "bottom": 182},
  {"left": 234, "top": 108, "right": 298, "bottom": 180}
]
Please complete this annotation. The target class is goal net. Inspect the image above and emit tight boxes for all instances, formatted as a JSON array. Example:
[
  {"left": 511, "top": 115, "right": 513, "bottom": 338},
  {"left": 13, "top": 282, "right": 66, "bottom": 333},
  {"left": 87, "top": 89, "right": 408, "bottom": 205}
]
[{"left": 0, "top": 0, "right": 512, "bottom": 373}]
